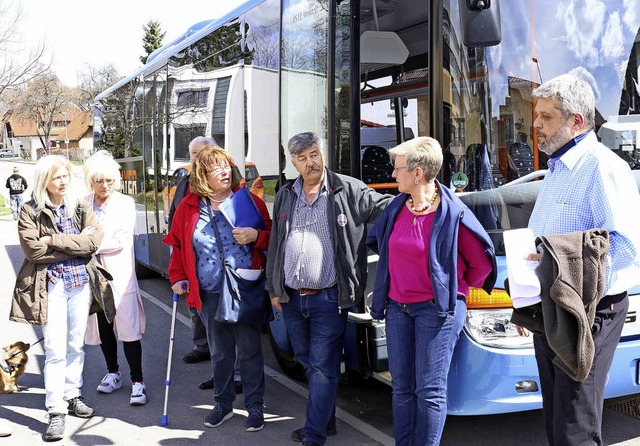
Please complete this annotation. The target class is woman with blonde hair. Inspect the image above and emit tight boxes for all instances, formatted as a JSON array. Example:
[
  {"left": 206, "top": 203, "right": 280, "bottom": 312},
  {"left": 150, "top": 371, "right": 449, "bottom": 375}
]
[
  {"left": 83, "top": 150, "right": 147, "bottom": 406},
  {"left": 367, "top": 137, "right": 496, "bottom": 446},
  {"left": 11, "top": 155, "right": 114, "bottom": 441},
  {"left": 164, "top": 147, "right": 271, "bottom": 432}
]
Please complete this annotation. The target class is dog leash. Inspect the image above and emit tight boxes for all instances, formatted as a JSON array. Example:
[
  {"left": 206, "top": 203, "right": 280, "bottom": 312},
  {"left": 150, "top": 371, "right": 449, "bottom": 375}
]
[{"left": 0, "top": 337, "right": 44, "bottom": 374}]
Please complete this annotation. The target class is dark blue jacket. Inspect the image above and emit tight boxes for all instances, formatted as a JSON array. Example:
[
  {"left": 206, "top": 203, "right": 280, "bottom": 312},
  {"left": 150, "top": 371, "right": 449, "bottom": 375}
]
[{"left": 366, "top": 181, "right": 497, "bottom": 318}]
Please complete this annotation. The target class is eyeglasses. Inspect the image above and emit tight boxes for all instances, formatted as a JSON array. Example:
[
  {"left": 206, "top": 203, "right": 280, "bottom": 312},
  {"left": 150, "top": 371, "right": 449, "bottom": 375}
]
[
  {"left": 93, "top": 178, "right": 115, "bottom": 185},
  {"left": 393, "top": 165, "right": 409, "bottom": 173},
  {"left": 208, "top": 166, "right": 232, "bottom": 176}
]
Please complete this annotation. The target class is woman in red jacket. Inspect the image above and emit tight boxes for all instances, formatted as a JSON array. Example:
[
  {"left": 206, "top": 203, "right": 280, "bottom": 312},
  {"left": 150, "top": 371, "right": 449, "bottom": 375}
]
[{"left": 163, "top": 147, "right": 271, "bottom": 433}]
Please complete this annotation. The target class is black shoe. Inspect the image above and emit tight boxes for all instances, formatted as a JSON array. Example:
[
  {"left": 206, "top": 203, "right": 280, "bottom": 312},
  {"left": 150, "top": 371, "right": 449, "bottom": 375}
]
[
  {"left": 66, "top": 396, "right": 95, "bottom": 418},
  {"left": 234, "top": 380, "right": 243, "bottom": 394},
  {"left": 302, "top": 442, "right": 322, "bottom": 446},
  {"left": 182, "top": 349, "right": 209, "bottom": 363},
  {"left": 44, "top": 413, "right": 65, "bottom": 441},
  {"left": 291, "top": 425, "right": 337, "bottom": 442},
  {"left": 204, "top": 405, "right": 234, "bottom": 428},
  {"left": 199, "top": 377, "right": 214, "bottom": 390}
]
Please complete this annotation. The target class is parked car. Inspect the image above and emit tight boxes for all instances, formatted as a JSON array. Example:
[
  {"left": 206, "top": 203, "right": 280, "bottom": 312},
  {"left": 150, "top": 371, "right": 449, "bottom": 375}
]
[
  {"left": 0, "top": 148, "right": 14, "bottom": 158},
  {"left": 244, "top": 162, "right": 265, "bottom": 199}
]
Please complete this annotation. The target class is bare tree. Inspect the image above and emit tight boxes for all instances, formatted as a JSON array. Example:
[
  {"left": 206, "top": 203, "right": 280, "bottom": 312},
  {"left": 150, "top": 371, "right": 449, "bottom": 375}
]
[
  {"left": 77, "top": 62, "right": 122, "bottom": 106},
  {"left": 13, "top": 72, "right": 75, "bottom": 156},
  {"left": 0, "top": 1, "right": 50, "bottom": 99}
]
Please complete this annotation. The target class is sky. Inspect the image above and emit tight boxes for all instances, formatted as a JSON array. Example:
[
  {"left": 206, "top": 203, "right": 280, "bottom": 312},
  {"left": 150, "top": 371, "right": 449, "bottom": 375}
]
[{"left": 8, "top": 0, "right": 246, "bottom": 87}]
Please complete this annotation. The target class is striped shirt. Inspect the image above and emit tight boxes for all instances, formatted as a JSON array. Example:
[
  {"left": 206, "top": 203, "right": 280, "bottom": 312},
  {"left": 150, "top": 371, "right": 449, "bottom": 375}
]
[
  {"left": 529, "top": 131, "right": 640, "bottom": 295},
  {"left": 47, "top": 204, "right": 89, "bottom": 290},
  {"left": 284, "top": 174, "right": 337, "bottom": 290}
]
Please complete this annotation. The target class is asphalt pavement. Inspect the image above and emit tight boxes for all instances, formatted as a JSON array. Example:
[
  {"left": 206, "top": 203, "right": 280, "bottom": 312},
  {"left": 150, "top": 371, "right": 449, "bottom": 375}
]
[{"left": 0, "top": 212, "right": 391, "bottom": 445}]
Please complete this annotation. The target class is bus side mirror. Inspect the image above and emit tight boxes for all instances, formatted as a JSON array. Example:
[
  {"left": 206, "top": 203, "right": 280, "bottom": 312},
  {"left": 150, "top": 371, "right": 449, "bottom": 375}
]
[{"left": 458, "top": 0, "right": 502, "bottom": 47}]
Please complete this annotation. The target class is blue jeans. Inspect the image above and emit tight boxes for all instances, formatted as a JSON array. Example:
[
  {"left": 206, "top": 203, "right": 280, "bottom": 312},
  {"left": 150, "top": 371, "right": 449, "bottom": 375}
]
[
  {"left": 282, "top": 288, "right": 347, "bottom": 445},
  {"left": 386, "top": 297, "right": 467, "bottom": 446},
  {"left": 199, "top": 291, "right": 264, "bottom": 412},
  {"left": 10, "top": 193, "right": 24, "bottom": 218}
]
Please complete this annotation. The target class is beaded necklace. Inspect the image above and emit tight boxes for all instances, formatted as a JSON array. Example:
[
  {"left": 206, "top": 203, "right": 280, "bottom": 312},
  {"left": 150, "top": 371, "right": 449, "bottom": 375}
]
[{"left": 408, "top": 184, "right": 439, "bottom": 213}]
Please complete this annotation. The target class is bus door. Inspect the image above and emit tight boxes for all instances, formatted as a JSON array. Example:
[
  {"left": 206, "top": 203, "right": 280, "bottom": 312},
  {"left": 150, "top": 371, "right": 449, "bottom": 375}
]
[{"left": 142, "top": 66, "right": 171, "bottom": 275}]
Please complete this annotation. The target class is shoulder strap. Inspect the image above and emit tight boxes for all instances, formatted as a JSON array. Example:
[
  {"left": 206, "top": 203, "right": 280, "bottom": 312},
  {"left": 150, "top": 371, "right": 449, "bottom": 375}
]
[{"left": 207, "top": 198, "right": 226, "bottom": 265}]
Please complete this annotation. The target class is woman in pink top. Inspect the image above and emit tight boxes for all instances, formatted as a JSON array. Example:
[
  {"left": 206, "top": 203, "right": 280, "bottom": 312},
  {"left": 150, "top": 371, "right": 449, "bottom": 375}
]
[{"left": 367, "top": 137, "right": 496, "bottom": 446}]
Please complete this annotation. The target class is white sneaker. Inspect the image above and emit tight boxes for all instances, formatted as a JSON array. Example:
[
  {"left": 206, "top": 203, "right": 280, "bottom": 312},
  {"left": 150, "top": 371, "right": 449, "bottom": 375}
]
[
  {"left": 97, "top": 372, "right": 122, "bottom": 394},
  {"left": 130, "top": 382, "right": 147, "bottom": 406},
  {"left": 0, "top": 419, "right": 13, "bottom": 437}
]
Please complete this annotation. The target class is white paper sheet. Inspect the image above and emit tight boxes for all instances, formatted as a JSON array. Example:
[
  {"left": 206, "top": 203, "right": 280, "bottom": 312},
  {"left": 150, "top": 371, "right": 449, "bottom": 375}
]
[
  {"left": 504, "top": 228, "right": 542, "bottom": 309},
  {"left": 236, "top": 268, "right": 262, "bottom": 281}
]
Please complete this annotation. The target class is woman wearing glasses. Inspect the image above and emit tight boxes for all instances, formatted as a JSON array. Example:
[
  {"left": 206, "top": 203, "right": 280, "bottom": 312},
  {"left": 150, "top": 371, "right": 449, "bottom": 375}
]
[
  {"left": 367, "top": 137, "right": 496, "bottom": 446},
  {"left": 164, "top": 147, "right": 271, "bottom": 432},
  {"left": 83, "top": 151, "right": 147, "bottom": 406}
]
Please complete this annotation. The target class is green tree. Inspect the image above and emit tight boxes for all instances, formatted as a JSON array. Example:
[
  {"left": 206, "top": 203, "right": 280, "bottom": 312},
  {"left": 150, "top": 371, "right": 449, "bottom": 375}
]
[{"left": 140, "top": 20, "right": 166, "bottom": 64}]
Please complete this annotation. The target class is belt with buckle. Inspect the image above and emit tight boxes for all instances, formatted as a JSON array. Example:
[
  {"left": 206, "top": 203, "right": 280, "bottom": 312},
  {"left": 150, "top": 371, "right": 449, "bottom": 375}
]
[{"left": 298, "top": 288, "right": 322, "bottom": 296}]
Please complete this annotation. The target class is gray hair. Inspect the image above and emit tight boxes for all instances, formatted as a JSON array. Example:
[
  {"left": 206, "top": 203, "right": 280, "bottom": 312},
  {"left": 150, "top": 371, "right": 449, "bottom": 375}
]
[
  {"left": 389, "top": 137, "right": 443, "bottom": 181},
  {"left": 287, "top": 132, "right": 323, "bottom": 156},
  {"left": 83, "top": 150, "right": 122, "bottom": 191},
  {"left": 532, "top": 74, "right": 595, "bottom": 130},
  {"left": 189, "top": 136, "right": 218, "bottom": 151},
  {"left": 32, "top": 155, "right": 80, "bottom": 211}
]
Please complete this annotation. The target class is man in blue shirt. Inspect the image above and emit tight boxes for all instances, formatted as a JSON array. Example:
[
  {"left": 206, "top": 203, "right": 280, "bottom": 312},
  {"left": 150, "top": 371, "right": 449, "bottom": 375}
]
[{"left": 527, "top": 74, "right": 640, "bottom": 445}]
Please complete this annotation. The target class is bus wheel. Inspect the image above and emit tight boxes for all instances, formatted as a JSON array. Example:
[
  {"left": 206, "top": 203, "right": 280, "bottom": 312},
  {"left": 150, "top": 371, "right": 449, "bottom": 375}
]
[{"left": 267, "top": 324, "right": 306, "bottom": 382}]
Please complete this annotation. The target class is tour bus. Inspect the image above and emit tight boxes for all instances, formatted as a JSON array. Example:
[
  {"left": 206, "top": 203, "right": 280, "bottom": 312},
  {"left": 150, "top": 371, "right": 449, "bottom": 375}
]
[{"left": 93, "top": 0, "right": 640, "bottom": 415}]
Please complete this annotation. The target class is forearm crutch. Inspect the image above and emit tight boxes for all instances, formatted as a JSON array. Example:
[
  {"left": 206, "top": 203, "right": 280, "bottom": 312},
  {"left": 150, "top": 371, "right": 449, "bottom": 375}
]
[{"left": 161, "top": 292, "right": 180, "bottom": 426}]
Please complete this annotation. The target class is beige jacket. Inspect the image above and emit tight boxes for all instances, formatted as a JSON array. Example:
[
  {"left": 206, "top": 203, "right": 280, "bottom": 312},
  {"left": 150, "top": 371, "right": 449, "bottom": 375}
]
[
  {"left": 511, "top": 229, "right": 609, "bottom": 382},
  {"left": 10, "top": 199, "right": 116, "bottom": 326}
]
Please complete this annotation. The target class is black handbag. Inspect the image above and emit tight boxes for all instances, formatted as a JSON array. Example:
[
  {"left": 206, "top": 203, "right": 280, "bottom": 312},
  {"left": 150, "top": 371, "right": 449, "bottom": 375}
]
[
  {"left": 217, "top": 264, "right": 271, "bottom": 324},
  {"left": 208, "top": 198, "right": 272, "bottom": 324}
]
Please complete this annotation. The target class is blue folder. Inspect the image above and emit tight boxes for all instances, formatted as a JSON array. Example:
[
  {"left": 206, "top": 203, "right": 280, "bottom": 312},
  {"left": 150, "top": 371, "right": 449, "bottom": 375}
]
[{"left": 219, "top": 186, "right": 265, "bottom": 230}]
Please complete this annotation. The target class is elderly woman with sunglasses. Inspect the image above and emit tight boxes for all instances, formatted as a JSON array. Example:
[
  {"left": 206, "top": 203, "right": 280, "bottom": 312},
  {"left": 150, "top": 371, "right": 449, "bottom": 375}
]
[
  {"left": 164, "top": 147, "right": 271, "bottom": 432},
  {"left": 367, "top": 137, "right": 496, "bottom": 446},
  {"left": 83, "top": 151, "right": 147, "bottom": 406}
]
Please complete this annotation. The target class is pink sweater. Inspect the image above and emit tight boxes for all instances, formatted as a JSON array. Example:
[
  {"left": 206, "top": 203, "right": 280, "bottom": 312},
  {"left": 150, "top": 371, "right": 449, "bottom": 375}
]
[{"left": 388, "top": 206, "right": 492, "bottom": 304}]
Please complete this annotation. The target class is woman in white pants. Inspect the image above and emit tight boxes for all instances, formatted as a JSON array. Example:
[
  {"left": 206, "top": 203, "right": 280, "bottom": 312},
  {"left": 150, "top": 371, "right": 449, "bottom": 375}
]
[{"left": 10, "top": 155, "right": 115, "bottom": 442}]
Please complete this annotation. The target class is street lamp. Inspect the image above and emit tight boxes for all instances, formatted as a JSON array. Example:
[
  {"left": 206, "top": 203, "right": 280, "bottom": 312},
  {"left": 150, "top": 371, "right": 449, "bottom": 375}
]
[
  {"left": 532, "top": 57, "right": 543, "bottom": 84},
  {"left": 62, "top": 111, "right": 69, "bottom": 160}
]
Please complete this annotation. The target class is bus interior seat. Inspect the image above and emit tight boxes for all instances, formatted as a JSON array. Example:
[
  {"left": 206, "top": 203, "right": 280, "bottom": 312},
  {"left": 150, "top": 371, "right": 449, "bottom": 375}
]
[{"left": 361, "top": 145, "right": 394, "bottom": 185}]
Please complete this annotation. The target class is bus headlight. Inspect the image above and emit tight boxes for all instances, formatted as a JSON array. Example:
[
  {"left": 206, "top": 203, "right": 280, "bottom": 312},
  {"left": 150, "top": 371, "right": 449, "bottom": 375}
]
[{"left": 464, "top": 309, "right": 533, "bottom": 348}]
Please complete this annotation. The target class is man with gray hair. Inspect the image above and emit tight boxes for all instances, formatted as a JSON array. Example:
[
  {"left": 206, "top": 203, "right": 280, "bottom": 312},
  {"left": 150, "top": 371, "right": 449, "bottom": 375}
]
[
  {"left": 518, "top": 74, "right": 640, "bottom": 445},
  {"left": 266, "top": 131, "right": 391, "bottom": 446}
]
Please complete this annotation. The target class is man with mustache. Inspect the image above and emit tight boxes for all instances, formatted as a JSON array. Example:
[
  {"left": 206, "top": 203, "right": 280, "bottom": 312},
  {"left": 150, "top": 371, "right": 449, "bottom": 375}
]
[
  {"left": 266, "top": 132, "right": 391, "bottom": 446},
  {"left": 520, "top": 74, "right": 640, "bottom": 445}
]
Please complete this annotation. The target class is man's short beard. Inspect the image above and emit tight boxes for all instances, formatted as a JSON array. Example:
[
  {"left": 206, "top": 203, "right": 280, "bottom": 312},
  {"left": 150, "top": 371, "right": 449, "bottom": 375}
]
[{"left": 539, "top": 124, "right": 573, "bottom": 156}]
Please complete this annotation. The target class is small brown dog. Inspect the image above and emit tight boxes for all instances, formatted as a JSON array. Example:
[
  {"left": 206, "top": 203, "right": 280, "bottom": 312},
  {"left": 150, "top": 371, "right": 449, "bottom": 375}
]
[{"left": 0, "top": 341, "right": 29, "bottom": 393}]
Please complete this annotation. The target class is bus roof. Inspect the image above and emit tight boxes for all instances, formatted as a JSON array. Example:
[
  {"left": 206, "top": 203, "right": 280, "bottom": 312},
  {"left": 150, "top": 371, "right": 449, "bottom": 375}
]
[{"left": 94, "top": 0, "right": 266, "bottom": 103}]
